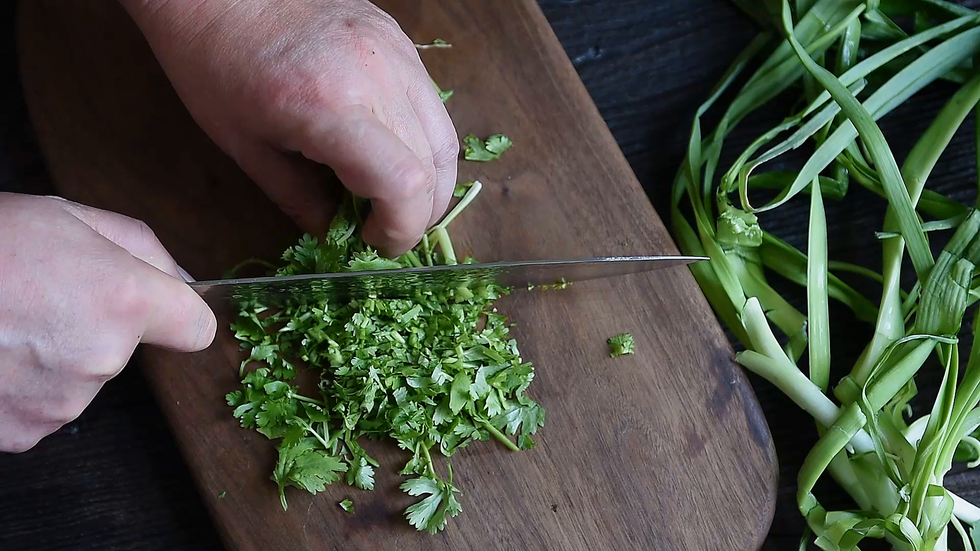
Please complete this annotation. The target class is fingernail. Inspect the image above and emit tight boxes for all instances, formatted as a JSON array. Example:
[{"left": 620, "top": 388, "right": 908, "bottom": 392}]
[{"left": 177, "top": 264, "right": 196, "bottom": 282}]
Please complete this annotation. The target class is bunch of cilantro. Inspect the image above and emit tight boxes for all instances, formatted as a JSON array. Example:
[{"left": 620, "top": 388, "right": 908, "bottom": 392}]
[{"left": 224, "top": 186, "right": 545, "bottom": 534}]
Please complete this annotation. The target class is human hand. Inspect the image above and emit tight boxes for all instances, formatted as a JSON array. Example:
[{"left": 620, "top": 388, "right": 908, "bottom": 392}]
[
  {"left": 0, "top": 193, "right": 216, "bottom": 453},
  {"left": 120, "top": 0, "right": 460, "bottom": 257}
]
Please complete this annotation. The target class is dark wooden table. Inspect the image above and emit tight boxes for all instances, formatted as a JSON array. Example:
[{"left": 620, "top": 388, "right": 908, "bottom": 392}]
[{"left": 3, "top": 1, "right": 980, "bottom": 550}]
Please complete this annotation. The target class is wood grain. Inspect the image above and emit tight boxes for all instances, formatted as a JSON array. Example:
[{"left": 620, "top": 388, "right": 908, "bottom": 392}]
[{"left": 16, "top": 1, "right": 777, "bottom": 549}]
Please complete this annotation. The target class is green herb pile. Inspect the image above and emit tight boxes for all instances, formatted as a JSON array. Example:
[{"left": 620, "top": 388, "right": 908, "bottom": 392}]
[
  {"left": 225, "top": 184, "right": 545, "bottom": 534},
  {"left": 673, "top": 1, "right": 980, "bottom": 548}
]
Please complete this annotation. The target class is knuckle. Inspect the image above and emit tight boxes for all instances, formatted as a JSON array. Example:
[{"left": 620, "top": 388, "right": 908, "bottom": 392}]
[
  {"left": 41, "top": 394, "right": 89, "bottom": 425},
  {"left": 60, "top": 338, "right": 134, "bottom": 383},
  {"left": 359, "top": 6, "right": 402, "bottom": 39},
  {"left": 372, "top": 9, "right": 400, "bottom": 31},
  {"left": 1, "top": 433, "right": 41, "bottom": 454},
  {"left": 441, "top": 136, "right": 461, "bottom": 161},
  {"left": 133, "top": 219, "right": 158, "bottom": 249},
  {"left": 431, "top": 137, "right": 460, "bottom": 177},
  {"left": 302, "top": 77, "right": 345, "bottom": 112},
  {"left": 89, "top": 343, "right": 135, "bottom": 380},
  {"left": 252, "top": 69, "right": 333, "bottom": 124},
  {"left": 391, "top": 158, "right": 431, "bottom": 198},
  {"left": 104, "top": 270, "right": 150, "bottom": 322},
  {"left": 378, "top": 223, "right": 421, "bottom": 246}
]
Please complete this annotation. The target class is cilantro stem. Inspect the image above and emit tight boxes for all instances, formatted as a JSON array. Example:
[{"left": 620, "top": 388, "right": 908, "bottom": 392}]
[
  {"left": 290, "top": 392, "right": 325, "bottom": 407},
  {"left": 415, "top": 40, "right": 452, "bottom": 50},
  {"left": 433, "top": 181, "right": 482, "bottom": 231},
  {"left": 294, "top": 418, "right": 332, "bottom": 450},
  {"left": 433, "top": 227, "right": 457, "bottom": 266},
  {"left": 402, "top": 250, "right": 424, "bottom": 268},
  {"left": 227, "top": 257, "right": 279, "bottom": 276},
  {"left": 421, "top": 234, "right": 434, "bottom": 266},
  {"left": 422, "top": 442, "right": 438, "bottom": 479},
  {"left": 482, "top": 422, "right": 520, "bottom": 452}
]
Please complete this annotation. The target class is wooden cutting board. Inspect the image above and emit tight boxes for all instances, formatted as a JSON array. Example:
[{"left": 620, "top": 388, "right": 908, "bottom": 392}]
[{"left": 16, "top": 1, "right": 777, "bottom": 549}]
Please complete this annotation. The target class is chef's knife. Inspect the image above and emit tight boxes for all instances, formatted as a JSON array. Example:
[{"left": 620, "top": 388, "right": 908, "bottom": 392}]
[{"left": 189, "top": 254, "right": 706, "bottom": 310}]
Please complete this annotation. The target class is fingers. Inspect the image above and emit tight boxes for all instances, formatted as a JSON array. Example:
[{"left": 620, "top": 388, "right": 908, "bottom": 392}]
[
  {"left": 50, "top": 198, "right": 186, "bottom": 280},
  {"left": 232, "top": 143, "right": 339, "bottom": 238},
  {"left": 298, "top": 104, "right": 436, "bottom": 257},
  {"left": 405, "top": 73, "right": 459, "bottom": 228},
  {"left": 116, "top": 248, "right": 218, "bottom": 352},
  {"left": 49, "top": 198, "right": 217, "bottom": 352},
  {"left": 129, "top": 256, "right": 217, "bottom": 352}
]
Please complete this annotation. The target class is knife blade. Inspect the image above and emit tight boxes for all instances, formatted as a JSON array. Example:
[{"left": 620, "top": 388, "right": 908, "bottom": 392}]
[{"left": 189, "top": 254, "right": 706, "bottom": 310}]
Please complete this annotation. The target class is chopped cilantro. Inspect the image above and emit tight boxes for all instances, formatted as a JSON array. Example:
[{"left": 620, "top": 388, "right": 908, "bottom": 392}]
[
  {"left": 608, "top": 333, "right": 635, "bottom": 358},
  {"left": 218, "top": 491, "right": 226, "bottom": 499},
  {"left": 401, "top": 464, "right": 462, "bottom": 534},
  {"left": 432, "top": 78, "right": 453, "bottom": 102},
  {"left": 539, "top": 278, "right": 571, "bottom": 291},
  {"left": 453, "top": 181, "right": 476, "bottom": 198},
  {"left": 339, "top": 499, "right": 354, "bottom": 513},
  {"left": 463, "top": 134, "right": 513, "bottom": 162},
  {"left": 415, "top": 38, "right": 452, "bottom": 49},
  {"left": 223, "top": 189, "right": 544, "bottom": 534}
]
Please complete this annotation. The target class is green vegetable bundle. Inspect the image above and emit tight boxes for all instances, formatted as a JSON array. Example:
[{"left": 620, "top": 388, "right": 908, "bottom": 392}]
[
  {"left": 672, "top": 0, "right": 980, "bottom": 549},
  {"left": 224, "top": 182, "right": 544, "bottom": 534}
]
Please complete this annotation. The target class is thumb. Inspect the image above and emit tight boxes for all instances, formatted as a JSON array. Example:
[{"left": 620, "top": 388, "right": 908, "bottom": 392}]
[
  {"left": 50, "top": 196, "right": 217, "bottom": 352},
  {"left": 133, "top": 255, "right": 218, "bottom": 352},
  {"left": 232, "top": 143, "right": 339, "bottom": 238},
  {"left": 51, "top": 197, "right": 188, "bottom": 280}
]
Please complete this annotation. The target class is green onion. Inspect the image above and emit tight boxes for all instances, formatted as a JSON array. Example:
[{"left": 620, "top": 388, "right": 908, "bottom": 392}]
[{"left": 670, "top": 0, "right": 980, "bottom": 547}]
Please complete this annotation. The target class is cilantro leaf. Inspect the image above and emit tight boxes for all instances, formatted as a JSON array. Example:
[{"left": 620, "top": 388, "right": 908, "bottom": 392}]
[
  {"left": 346, "top": 454, "right": 376, "bottom": 491},
  {"left": 607, "top": 332, "right": 635, "bottom": 357},
  {"left": 272, "top": 438, "right": 348, "bottom": 510},
  {"left": 346, "top": 250, "right": 406, "bottom": 272},
  {"left": 485, "top": 135, "right": 513, "bottom": 155},
  {"left": 496, "top": 398, "right": 546, "bottom": 442},
  {"left": 400, "top": 476, "right": 462, "bottom": 535},
  {"left": 462, "top": 134, "right": 513, "bottom": 162},
  {"left": 450, "top": 372, "right": 472, "bottom": 414},
  {"left": 339, "top": 499, "right": 354, "bottom": 513}
]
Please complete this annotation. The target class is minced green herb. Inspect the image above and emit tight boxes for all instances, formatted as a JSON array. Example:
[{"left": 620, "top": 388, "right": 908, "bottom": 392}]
[
  {"left": 463, "top": 134, "right": 513, "bottom": 162},
  {"left": 415, "top": 38, "right": 452, "bottom": 50},
  {"left": 339, "top": 499, "right": 354, "bottom": 513},
  {"left": 432, "top": 79, "right": 453, "bottom": 103},
  {"left": 607, "top": 333, "right": 634, "bottom": 358},
  {"left": 539, "top": 278, "right": 571, "bottom": 291},
  {"left": 224, "top": 185, "right": 544, "bottom": 534}
]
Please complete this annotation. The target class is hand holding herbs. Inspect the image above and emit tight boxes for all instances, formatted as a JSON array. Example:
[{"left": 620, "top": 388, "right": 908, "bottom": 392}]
[
  {"left": 673, "top": 1, "right": 980, "bottom": 548},
  {"left": 0, "top": 193, "right": 215, "bottom": 453},
  {"left": 225, "top": 185, "right": 545, "bottom": 534},
  {"left": 117, "top": 0, "right": 460, "bottom": 256}
]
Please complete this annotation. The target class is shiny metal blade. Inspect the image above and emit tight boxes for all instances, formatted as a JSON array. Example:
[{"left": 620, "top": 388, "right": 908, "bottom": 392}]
[{"left": 189, "top": 255, "right": 706, "bottom": 310}]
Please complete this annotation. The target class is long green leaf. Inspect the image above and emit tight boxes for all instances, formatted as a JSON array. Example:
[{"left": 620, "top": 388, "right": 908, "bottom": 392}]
[
  {"left": 775, "top": 0, "right": 935, "bottom": 281},
  {"left": 749, "top": 20, "right": 980, "bottom": 242},
  {"left": 808, "top": 176, "right": 831, "bottom": 393}
]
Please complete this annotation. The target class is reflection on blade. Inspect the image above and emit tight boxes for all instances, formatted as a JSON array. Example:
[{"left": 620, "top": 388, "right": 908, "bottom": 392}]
[{"left": 189, "top": 255, "right": 705, "bottom": 312}]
